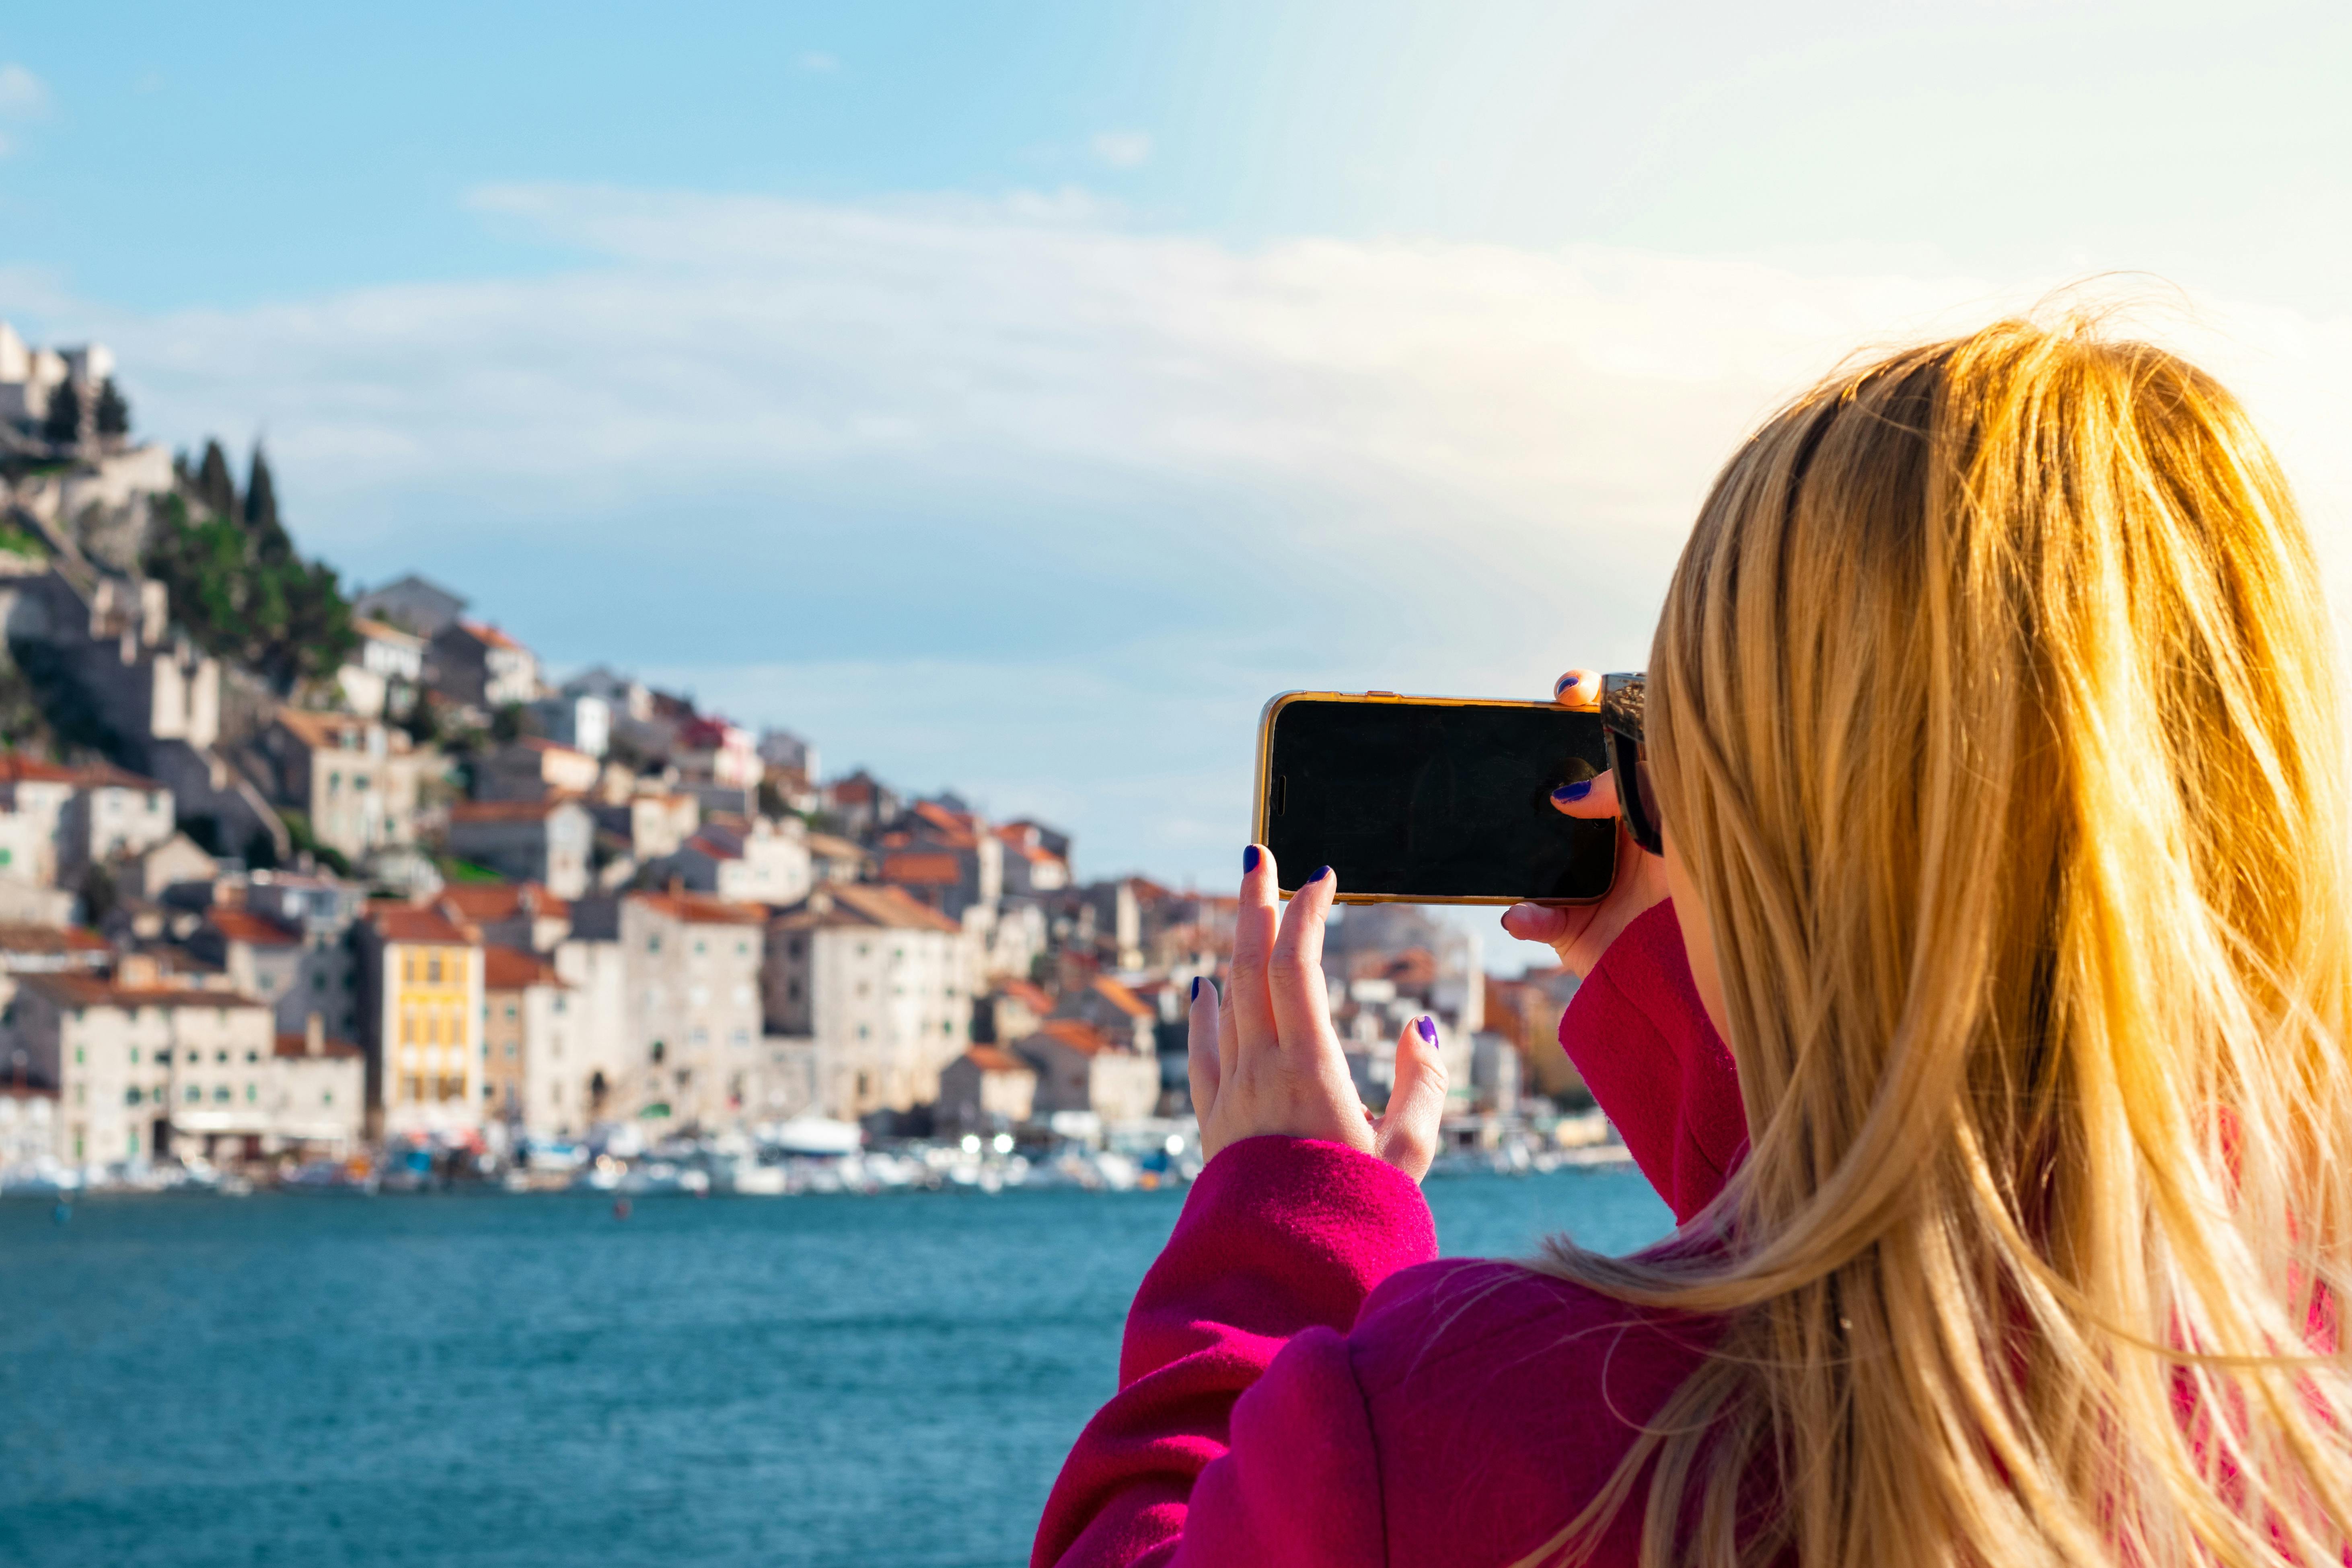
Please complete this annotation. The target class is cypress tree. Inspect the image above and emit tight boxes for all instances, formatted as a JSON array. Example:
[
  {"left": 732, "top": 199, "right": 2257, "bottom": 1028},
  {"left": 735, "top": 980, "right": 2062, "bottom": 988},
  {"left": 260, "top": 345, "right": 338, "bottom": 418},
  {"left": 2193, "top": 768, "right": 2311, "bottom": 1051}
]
[
  {"left": 40, "top": 381, "right": 81, "bottom": 447},
  {"left": 195, "top": 440, "right": 238, "bottom": 520},
  {"left": 244, "top": 444, "right": 292, "bottom": 566},
  {"left": 94, "top": 378, "right": 130, "bottom": 438}
]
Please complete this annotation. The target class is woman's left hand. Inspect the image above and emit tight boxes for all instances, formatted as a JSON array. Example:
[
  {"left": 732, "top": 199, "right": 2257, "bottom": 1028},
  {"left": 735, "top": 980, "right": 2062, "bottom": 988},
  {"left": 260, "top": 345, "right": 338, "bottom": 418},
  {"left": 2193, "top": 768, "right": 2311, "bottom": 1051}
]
[{"left": 1186, "top": 845, "right": 1450, "bottom": 1182}]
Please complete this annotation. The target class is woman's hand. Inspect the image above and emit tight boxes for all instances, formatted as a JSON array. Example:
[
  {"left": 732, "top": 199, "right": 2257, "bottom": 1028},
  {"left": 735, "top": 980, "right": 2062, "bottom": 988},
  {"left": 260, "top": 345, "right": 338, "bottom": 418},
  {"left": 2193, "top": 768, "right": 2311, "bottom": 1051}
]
[
  {"left": 1498, "top": 667, "right": 1671, "bottom": 979},
  {"left": 1187, "top": 847, "right": 1449, "bottom": 1181}
]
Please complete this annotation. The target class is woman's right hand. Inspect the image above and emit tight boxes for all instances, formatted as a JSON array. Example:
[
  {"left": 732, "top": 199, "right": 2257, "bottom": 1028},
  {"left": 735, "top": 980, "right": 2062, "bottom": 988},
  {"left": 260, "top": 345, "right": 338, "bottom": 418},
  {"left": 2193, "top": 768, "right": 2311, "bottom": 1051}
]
[{"left": 1498, "top": 668, "right": 1671, "bottom": 980}]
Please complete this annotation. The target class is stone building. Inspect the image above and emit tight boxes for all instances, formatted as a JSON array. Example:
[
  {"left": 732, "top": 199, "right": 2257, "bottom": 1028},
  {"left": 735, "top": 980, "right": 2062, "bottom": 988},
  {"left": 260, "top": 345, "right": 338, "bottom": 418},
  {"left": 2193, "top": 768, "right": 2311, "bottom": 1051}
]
[
  {"left": 763, "top": 883, "right": 977, "bottom": 1121},
  {"left": 444, "top": 797, "right": 593, "bottom": 899}
]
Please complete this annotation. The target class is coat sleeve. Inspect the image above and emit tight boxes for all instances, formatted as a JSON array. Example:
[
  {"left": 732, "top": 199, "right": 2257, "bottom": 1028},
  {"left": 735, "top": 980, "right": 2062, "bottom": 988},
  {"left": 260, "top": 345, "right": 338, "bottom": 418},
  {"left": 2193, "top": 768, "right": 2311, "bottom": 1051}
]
[
  {"left": 1558, "top": 898, "right": 1748, "bottom": 1223},
  {"left": 1032, "top": 1135, "right": 1438, "bottom": 1568}
]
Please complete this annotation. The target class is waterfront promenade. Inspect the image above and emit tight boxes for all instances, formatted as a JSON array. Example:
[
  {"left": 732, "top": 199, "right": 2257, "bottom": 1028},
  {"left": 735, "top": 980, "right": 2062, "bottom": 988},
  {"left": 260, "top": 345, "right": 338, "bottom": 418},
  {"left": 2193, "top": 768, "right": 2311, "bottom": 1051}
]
[{"left": 0, "top": 1171, "right": 1669, "bottom": 1568}]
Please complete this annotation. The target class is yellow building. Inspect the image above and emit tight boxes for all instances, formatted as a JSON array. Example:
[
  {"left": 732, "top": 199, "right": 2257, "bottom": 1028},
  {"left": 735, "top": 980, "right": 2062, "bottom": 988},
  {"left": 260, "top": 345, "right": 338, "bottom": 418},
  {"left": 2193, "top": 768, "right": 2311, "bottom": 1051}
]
[{"left": 360, "top": 904, "right": 485, "bottom": 1138}]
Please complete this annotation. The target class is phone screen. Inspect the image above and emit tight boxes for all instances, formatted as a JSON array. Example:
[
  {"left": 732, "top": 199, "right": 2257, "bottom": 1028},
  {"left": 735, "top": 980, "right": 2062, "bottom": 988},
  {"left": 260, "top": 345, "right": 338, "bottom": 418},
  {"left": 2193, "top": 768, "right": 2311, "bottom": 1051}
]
[{"left": 1258, "top": 695, "right": 1617, "bottom": 904}]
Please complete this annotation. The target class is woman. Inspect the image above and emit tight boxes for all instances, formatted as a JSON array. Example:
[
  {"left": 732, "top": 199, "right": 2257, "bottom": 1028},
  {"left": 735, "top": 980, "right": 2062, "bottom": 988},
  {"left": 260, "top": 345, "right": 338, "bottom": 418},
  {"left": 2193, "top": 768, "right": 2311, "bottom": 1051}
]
[{"left": 1033, "top": 319, "right": 2352, "bottom": 1566}]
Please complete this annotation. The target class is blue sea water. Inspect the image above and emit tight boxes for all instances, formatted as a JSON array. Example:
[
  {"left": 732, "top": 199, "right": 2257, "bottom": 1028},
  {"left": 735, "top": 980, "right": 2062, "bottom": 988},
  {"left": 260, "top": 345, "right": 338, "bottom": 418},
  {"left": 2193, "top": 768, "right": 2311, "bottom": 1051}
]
[{"left": 0, "top": 1169, "right": 1672, "bottom": 1568}]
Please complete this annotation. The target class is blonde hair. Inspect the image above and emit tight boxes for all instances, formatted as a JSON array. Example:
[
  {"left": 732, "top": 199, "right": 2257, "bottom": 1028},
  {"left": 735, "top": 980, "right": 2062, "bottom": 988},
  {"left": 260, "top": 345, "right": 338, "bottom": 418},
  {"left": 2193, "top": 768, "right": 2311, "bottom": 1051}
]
[{"left": 1534, "top": 318, "right": 2352, "bottom": 1566}]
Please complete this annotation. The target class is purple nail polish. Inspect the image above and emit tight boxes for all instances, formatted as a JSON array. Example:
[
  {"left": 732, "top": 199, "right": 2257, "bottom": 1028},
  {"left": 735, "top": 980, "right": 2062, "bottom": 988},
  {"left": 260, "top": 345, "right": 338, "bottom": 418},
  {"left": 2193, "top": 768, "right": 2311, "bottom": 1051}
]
[
  {"left": 1308, "top": 865, "right": 1332, "bottom": 883},
  {"left": 1416, "top": 1015, "right": 1438, "bottom": 1044},
  {"left": 1190, "top": 976, "right": 1201, "bottom": 1001},
  {"left": 1552, "top": 781, "right": 1591, "bottom": 803},
  {"left": 1243, "top": 845, "right": 1260, "bottom": 872}
]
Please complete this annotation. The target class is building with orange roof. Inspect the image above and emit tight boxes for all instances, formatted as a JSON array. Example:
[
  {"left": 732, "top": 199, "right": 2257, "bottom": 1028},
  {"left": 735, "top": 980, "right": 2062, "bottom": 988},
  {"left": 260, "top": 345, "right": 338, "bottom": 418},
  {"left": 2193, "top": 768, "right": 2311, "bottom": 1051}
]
[
  {"left": 428, "top": 619, "right": 539, "bottom": 711},
  {"left": 996, "top": 819, "right": 1071, "bottom": 896},
  {"left": 935, "top": 1044, "right": 1036, "bottom": 1136},
  {"left": 615, "top": 888, "right": 766, "bottom": 1131},
  {"left": 340, "top": 616, "right": 426, "bottom": 719},
  {"left": 259, "top": 707, "right": 424, "bottom": 863},
  {"left": 473, "top": 736, "right": 600, "bottom": 803},
  {"left": 643, "top": 814, "right": 812, "bottom": 907},
  {"left": 356, "top": 903, "right": 485, "bottom": 1137},
  {"left": 479, "top": 943, "right": 578, "bottom": 1133},
  {"left": 6, "top": 960, "right": 297, "bottom": 1166},
  {"left": 444, "top": 797, "right": 593, "bottom": 898},
  {"left": 432, "top": 880, "right": 572, "bottom": 954},
  {"left": 1011, "top": 1015, "right": 1162, "bottom": 1129},
  {"left": 764, "top": 884, "right": 978, "bottom": 1121}
]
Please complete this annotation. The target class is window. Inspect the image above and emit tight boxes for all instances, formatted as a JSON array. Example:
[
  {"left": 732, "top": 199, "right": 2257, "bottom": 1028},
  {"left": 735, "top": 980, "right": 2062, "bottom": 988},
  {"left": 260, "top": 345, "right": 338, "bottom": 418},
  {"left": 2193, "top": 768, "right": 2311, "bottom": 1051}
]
[
  {"left": 426, "top": 954, "right": 442, "bottom": 984},
  {"left": 504, "top": 1003, "right": 516, "bottom": 1021},
  {"left": 130, "top": 1046, "right": 140, "bottom": 1065},
  {"left": 214, "top": 1085, "right": 230, "bottom": 1102},
  {"left": 246, "top": 1084, "right": 257, "bottom": 1103},
  {"left": 329, "top": 771, "right": 341, "bottom": 794},
  {"left": 322, "top": 1091, "right": 334, "bottom": 1107},
  {"left": 245, "top": 1050, "right": 259, "bottom": 1064},
  {"left": 74, "top": 1045, "right": 84, "bottom": 1063},
  {"left": 403, "top": 955, "right": 416, "bottom": 984},
  {"left": 694, "top": 940, "right": 705, "bottom": 955},
  {"left": 216, "top": 1049, "right": 228, "bottom": 1064},
  {"left": 0, "top": 849, "right": 11, "bottom": 867},
  {"left": 505, "top": 1042, "right": 516, "bottom": 1058},
  {"left": 647, "top": 935, "right": 661, "bottom": 954},
  {"left": 185, "top": 1084, "right": 201, "bottom": 1103},
  {"left": 125, "top": 1086, "right": 141, "bottom": 1105}
]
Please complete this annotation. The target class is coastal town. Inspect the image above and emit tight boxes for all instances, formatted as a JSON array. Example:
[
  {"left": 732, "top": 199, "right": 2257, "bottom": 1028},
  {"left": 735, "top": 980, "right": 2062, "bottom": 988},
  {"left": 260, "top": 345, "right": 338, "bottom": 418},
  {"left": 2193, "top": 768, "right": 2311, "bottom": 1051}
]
[{"left": 0, "top": 322, "right": 1610, "bottom": 1196}]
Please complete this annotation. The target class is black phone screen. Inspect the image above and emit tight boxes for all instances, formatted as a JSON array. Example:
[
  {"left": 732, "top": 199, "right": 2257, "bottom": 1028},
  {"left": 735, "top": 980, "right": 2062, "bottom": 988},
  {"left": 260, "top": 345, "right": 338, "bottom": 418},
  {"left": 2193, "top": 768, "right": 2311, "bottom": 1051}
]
[{"left": 1259, "top": 696, "right": 1616, "bottom": 903}]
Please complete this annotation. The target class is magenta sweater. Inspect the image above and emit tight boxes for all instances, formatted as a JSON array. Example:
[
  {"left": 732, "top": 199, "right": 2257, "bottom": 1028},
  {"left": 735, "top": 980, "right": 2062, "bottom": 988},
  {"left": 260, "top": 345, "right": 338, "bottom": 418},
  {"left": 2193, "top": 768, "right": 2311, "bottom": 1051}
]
[{"left": 1033, "top": 900, "right": 1751, "bottom": 1568}]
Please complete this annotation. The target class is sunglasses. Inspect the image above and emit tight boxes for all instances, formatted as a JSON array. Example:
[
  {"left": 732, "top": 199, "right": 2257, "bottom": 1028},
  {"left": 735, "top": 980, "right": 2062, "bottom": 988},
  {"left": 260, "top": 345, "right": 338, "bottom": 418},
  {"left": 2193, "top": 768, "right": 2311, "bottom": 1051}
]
[{"left": 1600, "top": 672, "right": 1663, "bottom": 857}]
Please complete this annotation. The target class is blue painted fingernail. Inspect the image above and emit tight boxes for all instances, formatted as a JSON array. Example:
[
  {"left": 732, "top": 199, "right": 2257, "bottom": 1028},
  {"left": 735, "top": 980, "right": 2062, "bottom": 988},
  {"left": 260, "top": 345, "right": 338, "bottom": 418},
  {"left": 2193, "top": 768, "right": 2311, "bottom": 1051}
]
[
  {"left": 1243, "top": 845, "right": 1260, "bottom": 872},
  {"left": 1552, "top": 781, "right": 1591, "bottom": 803},
  {"left": 1555, "top": 674, "right": 1578, "bottom": 696},
  {"left": 1416, "top": 1015, "right": 1438, "bottom": 1044},
  {"left": 1190, "top": 976, "right": 1201, "bottom": 1001},
  {"left": 1308, "top": 865, "right": 1332, "bottom": 883}
]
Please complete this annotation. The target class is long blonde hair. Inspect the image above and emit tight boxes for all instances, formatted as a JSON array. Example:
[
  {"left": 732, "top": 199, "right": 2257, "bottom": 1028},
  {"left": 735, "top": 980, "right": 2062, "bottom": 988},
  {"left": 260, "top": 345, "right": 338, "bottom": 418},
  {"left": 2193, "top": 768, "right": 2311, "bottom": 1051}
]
[{"left": 1535, "top": 317, "right": 2352, "bottom": 1566}]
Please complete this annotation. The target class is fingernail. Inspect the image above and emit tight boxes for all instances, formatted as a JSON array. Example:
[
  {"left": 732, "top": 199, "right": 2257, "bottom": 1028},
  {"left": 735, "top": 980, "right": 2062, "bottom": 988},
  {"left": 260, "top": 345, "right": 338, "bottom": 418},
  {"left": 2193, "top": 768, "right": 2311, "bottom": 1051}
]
[
  {"left": 1416, "top": 1015, "right": 1438, "bottom": 1044},
  {"left": 1552, "top": 781, "right": 1591, "bottom": 803},
  {"left": 1242, "top": 845, "right": 1260, "bottom": 872},
  {"left": 1308, "top": 865, "right": 1332, "bottom": 883},
  {"left": 1189, "top": 976, "right": 1201, "bottom": 1001}
]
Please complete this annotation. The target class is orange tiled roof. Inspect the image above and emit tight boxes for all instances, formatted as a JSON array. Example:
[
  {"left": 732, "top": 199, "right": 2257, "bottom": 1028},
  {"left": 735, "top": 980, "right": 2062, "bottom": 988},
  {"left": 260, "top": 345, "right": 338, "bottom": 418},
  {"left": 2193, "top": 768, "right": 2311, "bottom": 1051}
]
[
  {"left": 0, "top": 752, "right": 84, "bottom": 786},
  {"left": 629, "top": 891, "right": 766, "bottom": 927},
  {"left": 880, "top": 851, "right": 961, "bottom": 887},
  {"left": 1088, "top": 975, "right": 1153, "bottom": 1018},
  {"left": 351, "top": 617, "right": 424, "bottom": 647},
  {"left": 482, "top": 943, "right": 564, "bottom": 990},
  {"left": 0, "top": 923, "right": 111, "bottom": 956},
  {"left": 769, "top": 884, "right": 963, "bottom": 937},
  {"left": 369, "top": 906, "right": 477, "bottom": 946},
  {"left": 19, "top": 974, "right": 265, "bottom": 1009},
  {"left": 205, "top": 908, "right": 301, "bottom": 947},
  {"left": 963, "top": 1045, "right": 1032, "bottom": 1075},
  {"left": 460, "top": 619, "right": 525, "bottom": 651},
  {"left": 434, "top": 882, "right": 572, "bottom": 922},
  {"left": 273, "top": 1032, "right": 364, "bottom": 1060},
  {"left": 991, "top": 977, "right": 1055, "bottom": 1015},
  {"left": 1031, "top": 1018, "right": 1110, "bottom": 1056}
]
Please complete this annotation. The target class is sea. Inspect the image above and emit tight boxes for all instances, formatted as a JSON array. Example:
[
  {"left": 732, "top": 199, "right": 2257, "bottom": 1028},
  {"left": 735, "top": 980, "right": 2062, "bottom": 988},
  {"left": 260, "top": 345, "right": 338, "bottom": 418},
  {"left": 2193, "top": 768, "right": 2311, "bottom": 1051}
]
[{"left": 0, "top": 1168, "right": 1672, "bottom": 1568}]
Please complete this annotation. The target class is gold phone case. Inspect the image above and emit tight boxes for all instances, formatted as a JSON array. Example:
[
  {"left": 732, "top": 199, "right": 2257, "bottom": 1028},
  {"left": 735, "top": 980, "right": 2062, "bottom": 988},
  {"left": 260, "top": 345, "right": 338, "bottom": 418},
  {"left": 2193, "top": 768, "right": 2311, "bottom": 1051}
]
[{"left": 1250, "top": 688, "right": 1610, "bottom": 906}]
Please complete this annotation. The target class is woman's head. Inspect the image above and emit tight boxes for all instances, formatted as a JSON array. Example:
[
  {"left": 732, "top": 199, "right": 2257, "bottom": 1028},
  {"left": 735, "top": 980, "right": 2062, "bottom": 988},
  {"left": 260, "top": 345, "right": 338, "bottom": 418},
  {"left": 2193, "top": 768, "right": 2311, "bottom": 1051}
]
[{"left": 1551, "top": 318, "right": 2352, "bottom": 1566}]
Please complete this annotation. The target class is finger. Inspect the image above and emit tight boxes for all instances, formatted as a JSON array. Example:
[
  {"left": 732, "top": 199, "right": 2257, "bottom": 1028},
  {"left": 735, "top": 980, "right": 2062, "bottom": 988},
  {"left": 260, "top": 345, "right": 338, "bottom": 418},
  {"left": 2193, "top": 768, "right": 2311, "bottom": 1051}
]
[
  {"left": 1217, "top": 962, "right": 1240, "bottom": 1089},
  {"left": 1552, "top": 668, "right": 1603, "bottom": 710},
  {"left": 1549, "top": 767, "right": 1620, "bottom": 820},
  {"left": 1266, "top": 862, "right": 1340, "bottom": 1054},
  {"left": 1186, "top": 976, "right": 1221, "bottom": 1124},
  {"left": 1374, "top": 1013, "right": 1450, "bottom": 1180},
  {"left": 1227, "top": 844, "right": 1282, "bottom": 1059},
  {"left": 1501, "top": 901, "right": 1573, "bottom": 947}
]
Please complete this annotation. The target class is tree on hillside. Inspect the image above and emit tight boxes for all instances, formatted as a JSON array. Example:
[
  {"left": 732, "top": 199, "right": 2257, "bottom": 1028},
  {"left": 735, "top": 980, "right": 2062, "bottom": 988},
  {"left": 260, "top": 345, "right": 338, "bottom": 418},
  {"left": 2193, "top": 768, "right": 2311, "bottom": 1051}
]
[
  {"left": 145, "top": 441, "right": 360, "bottom": 691},
  {"left": 41, "top": 380, "right": 81, "bottom": 447},
  {"left": 93, "top": 379, "right": 130, "bottom": 440},
  {"left": 193, "top": 440, "right": 239, "bottom": 519}
]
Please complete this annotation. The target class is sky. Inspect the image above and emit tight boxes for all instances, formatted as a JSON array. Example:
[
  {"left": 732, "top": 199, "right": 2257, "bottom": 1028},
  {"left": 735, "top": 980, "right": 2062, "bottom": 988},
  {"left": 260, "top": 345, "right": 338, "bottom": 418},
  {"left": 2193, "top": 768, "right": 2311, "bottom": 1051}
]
[{"left": 6, "top": 1, "right": 2352, "bottom": 923}]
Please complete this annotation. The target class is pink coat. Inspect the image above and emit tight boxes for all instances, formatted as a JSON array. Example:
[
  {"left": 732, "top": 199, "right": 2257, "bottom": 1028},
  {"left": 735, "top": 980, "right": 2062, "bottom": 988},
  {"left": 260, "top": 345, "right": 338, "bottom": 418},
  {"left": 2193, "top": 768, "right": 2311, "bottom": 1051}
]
[{"left": 1033, "top": 900, "right": 1750, "bottom": 1568}]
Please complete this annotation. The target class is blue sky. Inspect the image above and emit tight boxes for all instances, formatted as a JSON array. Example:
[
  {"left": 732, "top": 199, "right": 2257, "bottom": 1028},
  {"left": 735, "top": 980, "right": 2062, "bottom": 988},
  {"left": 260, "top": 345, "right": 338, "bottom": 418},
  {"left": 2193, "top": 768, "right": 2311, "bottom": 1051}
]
[{"left": 6, "top": 2, "right": 2352, "bottom": 905}]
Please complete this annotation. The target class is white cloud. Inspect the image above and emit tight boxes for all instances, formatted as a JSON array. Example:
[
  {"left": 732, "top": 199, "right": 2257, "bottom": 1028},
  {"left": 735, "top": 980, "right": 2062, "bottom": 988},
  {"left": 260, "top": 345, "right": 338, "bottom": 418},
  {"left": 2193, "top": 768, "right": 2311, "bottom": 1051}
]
[
  {"left": 0, "top": 64, "right": 50, "bottom": 119},
  {"left": 796, "top": 51, "right": 840, "bottom": 74},
  {"left": 24, "top": 185, "right": 2352, "bottom": 883},
  {"left": 1091, "top": 130, "right": 1153, "bottom": 169}
]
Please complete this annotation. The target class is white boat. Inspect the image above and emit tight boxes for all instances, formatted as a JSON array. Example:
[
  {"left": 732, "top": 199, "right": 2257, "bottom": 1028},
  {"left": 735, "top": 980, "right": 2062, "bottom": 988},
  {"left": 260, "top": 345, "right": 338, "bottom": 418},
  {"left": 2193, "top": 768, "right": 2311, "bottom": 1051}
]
[{"left": 765, "top": 1117, "right": 862, "bottom": 1157}]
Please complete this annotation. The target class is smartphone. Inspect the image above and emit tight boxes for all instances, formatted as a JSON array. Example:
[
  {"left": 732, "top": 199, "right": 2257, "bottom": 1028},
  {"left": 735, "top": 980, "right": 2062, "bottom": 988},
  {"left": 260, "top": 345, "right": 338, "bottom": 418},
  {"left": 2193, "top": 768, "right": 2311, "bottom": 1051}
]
[{"left": 1252, "top": 690, "right": 1616, "bottom": 905}]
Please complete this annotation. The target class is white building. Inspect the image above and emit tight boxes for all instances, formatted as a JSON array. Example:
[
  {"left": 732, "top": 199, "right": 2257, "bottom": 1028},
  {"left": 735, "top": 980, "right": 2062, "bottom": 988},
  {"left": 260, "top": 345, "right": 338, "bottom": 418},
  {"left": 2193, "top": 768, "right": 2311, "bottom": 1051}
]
[
  {"left": 525, "top": 693, "right": 610, "bottom": 760},
  {"left": 619, "top": 891, "right": 767, "bottom": 1131},
  {"left": 3, "top": 960, "right": 362, "bottom": 1167},
  {"left": 763, "top": 884, "right": 978, "bottom": 1121},
  {"left": 444, "top": 798, "right": 594, "bottom": 900},
  {"left": 339, "top": 617, "right": 427, "bottom": 717},
  {"left": 644, "top": 816, "right": 812, "bottom": 907}
]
